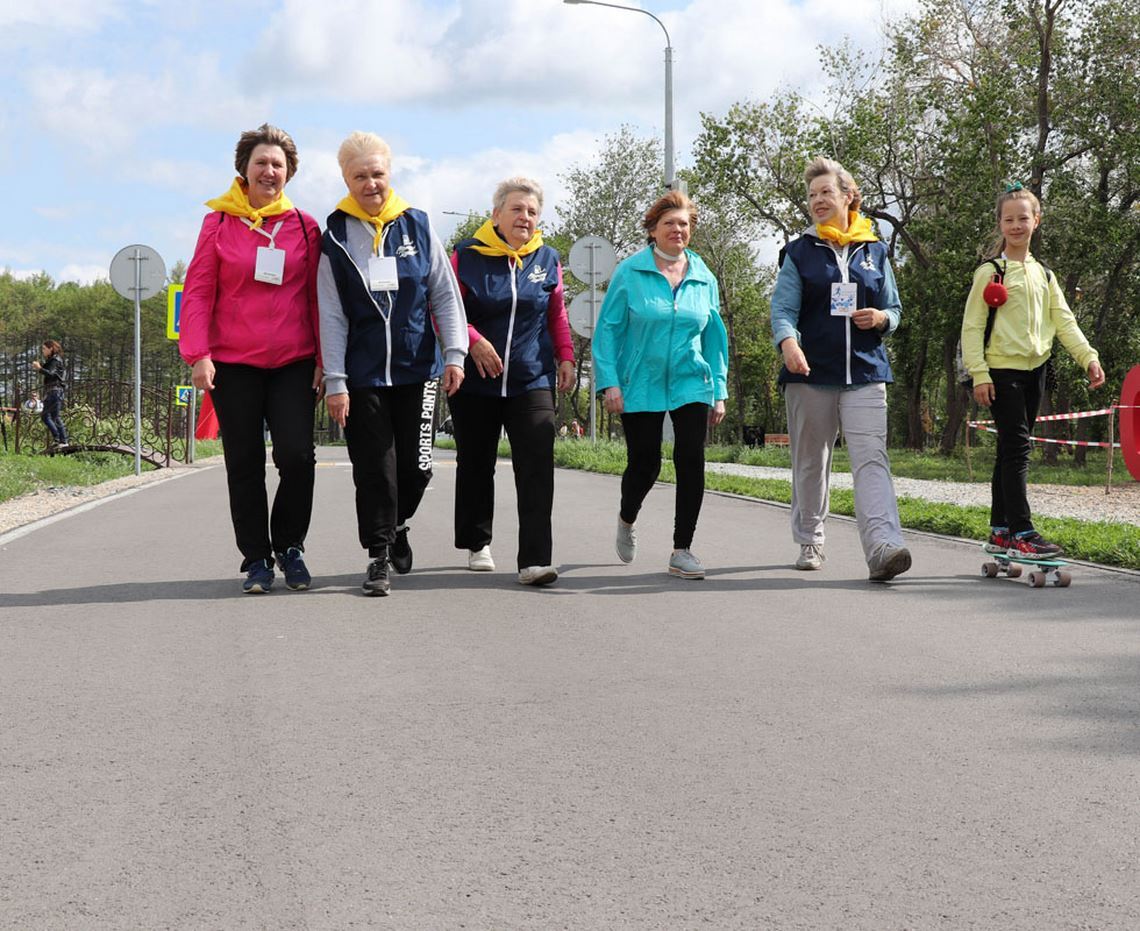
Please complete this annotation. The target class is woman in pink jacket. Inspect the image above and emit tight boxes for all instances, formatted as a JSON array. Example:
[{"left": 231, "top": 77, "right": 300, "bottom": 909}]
[{"left": 181, "top": 123, "right": 323, "bottom": 594}]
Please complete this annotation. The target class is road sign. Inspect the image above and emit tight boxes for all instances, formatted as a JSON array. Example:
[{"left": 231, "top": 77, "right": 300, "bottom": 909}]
[
  {"left": 569, "top": 290, "right": 602, "bottom": 339},
  {"left": 109, "top": 244, "right": 166, "bottom": 301},
  {"left": 568, "top": 235, "right": 617, "bottom": 285},
  {"left": 175, "top": 385, "right": 193, "bottom": 407},
  {"left": 167, "top": 284, "right": 183, "bottom": 340}
]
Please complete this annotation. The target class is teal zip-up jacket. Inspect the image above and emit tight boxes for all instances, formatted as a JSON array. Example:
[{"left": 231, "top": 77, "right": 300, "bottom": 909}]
[{"left": 592, "top": 246, "right": 729, "bottom": 413}]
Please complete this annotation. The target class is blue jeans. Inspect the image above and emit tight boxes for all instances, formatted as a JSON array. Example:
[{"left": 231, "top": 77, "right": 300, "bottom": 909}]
[{"left": 41, "top": 388, "right": 68, "bottom": 443}]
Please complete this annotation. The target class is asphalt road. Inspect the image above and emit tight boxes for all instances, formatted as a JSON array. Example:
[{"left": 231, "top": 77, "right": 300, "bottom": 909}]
[{"left": 2, "top": 446, "right": 1139, "bottom": 930}]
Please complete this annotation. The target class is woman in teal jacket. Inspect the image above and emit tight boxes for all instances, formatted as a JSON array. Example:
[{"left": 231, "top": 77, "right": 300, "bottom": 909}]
[{"left": 592, "top": 190, "right": 729, "bottom": 580}]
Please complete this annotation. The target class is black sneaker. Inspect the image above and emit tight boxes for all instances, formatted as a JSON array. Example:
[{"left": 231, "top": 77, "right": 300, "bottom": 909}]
[
  {"left": 242, "top": 558, "right": 275, "bottom": 594},
  {"left": 390, "top": 526, "right": 413, "bottom": 575},
  {"left": 362, "top": 555, "right": 391, "bottom": 596},
  {"left": 1011, "top": 531, "right": 1064, "bottom": 558},
  {"left": 275, "top": 547, "right": 311, "bottom": 590}
]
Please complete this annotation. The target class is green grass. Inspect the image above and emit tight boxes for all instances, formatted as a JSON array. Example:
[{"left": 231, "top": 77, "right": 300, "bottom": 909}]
[
  {"left": 0, "top": 451, "right": 155, "bottom": 503},
  {"left": 435, "top": 437, "right": 1139, "bottom": 570}
]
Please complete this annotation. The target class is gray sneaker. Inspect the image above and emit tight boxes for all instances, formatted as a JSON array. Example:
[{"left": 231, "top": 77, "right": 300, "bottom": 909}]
[
  {"left": 868, "top": 544, "right": 912, "bottom": 581},
  {"left": 795, "top": 543, "right": 825, "bottom": 570},
  {"left": 668, "top": 549, "right": 706, "bottom": 580},
  {"left": 615, "top": 517, "right": 637, "bottom": 564}
]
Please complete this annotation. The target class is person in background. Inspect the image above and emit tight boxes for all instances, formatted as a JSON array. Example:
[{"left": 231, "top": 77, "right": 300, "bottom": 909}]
[
  {"left": 592, "top": 190, "right": 729, "bottom": 581},
  {"left": 449, "top": 177, "right": 575, "bottom": 586},
  {"left": 319, "top": 131, "right": 467, "bottom": 596},
  {"left": 181, "top": 123, "right": 323, "bottom": 594},
  {"left": 32, "top": 339, "right": 69, "bottom": 447},
  {"left": 770, "top": 155, "right": 911, "bottom": 582},
  {"left": 962, "top": 184, "right": 1104, "bottom": 557}
]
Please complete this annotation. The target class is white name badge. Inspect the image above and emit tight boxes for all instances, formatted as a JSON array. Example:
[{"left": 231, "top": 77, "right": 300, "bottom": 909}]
[
  {"left": 254, "top": 246, "right": 285, "bottom": 286},
  {"left": 830, "top": 282, "right": 857, "bottom": 316},
  {"left": 368, "top": 255, "right": 399, "bottom": 292}
]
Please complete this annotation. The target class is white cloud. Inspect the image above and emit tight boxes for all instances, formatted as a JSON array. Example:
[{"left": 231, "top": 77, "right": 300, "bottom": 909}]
[
  {"left": 0, "top": 0, "right": 123, "bottom": 31},
  {"left": 6, "top": 268, "right": 48, "bottom": 281},
  {"left": 58, "top": 264, "right": 111, "bottom": 286}
]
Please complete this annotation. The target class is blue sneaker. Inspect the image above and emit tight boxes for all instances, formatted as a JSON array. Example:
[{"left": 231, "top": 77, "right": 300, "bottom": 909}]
[
  {"left": 276, "top": 547, "right": 311, "bottom": 590},
  {"left": 242, "top": 558, "right": 275, "bottom": 594}
]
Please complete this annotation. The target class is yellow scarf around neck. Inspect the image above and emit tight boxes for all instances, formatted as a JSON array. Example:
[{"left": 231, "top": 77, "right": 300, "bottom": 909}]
[
  {"left": 205, "top": 177, "right": 293, "bottom": 229},
  {"left": 336, "top": 191, "right": 412, "bottom": 253},
  {"left": 467, "top": 219, "right": 544, "bottom": 267},
  {"left": 815, "top": 211, "right": 878, "bottom": 247}
]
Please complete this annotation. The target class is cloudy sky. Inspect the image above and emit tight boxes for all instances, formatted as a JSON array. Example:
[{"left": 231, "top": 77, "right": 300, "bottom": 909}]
[{"left": 1, "top": 0, "right": 918, "bottom": 285}]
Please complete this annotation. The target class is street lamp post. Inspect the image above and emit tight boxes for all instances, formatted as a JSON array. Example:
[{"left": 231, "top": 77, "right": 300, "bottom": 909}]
[{"left": 563, "top": 0, "right": 675, "bottom": 191}]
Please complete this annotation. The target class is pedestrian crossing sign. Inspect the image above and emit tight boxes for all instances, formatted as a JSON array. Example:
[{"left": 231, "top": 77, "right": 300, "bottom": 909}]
[
  {"left": 175, "top": 385, "right": 193, "bottom": 407},
  {"left": 167, "top": 284, "right": 184, "bottom": 340}
]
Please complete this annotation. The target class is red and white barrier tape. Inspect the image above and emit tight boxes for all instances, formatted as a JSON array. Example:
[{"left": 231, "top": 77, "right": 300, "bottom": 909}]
[{"left": 968, "top": 422, "right": 1120, "bottom": 449}]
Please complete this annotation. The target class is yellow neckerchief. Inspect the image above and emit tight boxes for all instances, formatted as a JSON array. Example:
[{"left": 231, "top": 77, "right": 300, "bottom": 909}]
[
  {"left": 205, "top": 177, "right": 293, "bottom": 230},
  {"left": 466, "top": 218, "right": 543, "bottom": 268},
  {"left": 336, "top": 191, "right": 412, "bottom": 253},
  {"left": 815, "top": 211, "right": 878, "bottom": 247}
]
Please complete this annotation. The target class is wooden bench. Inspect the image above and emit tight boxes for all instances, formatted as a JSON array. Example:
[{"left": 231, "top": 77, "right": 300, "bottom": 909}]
[{"left": 765, "top": 433, "right": 790, "bottom": 447}]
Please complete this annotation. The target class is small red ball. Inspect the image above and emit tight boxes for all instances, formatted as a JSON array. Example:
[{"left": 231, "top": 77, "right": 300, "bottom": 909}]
[{"left": 983, "top": 280, "right": 1008, "bottom": 307}]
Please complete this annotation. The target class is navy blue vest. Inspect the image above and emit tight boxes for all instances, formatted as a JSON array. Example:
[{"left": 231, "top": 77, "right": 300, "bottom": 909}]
[
  {"left": 454, "top": 240, "right": 561, "bottom": 397},
  {"left": 779, "top": 235, "right": 894, "bottom": 386},
  {"left": 323, "top": 208, "right": 442, "bottom": 388}
]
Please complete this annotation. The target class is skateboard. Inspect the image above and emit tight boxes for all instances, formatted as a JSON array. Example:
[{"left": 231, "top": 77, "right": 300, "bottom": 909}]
[{"left": 980, "top": 543, "right": 1073, "bottom": 588}]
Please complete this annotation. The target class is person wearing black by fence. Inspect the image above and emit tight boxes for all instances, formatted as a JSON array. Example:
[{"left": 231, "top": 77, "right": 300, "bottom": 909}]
[
  {"left": 32, "top": 339, "right": 69, "bottom": 446},
  {"left": 962, "top": 184, "right": 1104, "bottom": 557}
]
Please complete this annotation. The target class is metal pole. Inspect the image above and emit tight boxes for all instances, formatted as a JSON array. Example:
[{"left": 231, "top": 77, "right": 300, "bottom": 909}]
[
  {"left": 664, "top": 43, "right": 674, "bottom": 189},
  {"left": 133, "top": 248, "right": 143, "bottom": 476},
  {"left": 1106, "top": 405, "right": 1115, "bottom": 495},
  {"left": 589, "top": 244, "right": 597, "bottom": 443},
  {"left": 188, "top": 389, "right": 198, "bottom": 464}
]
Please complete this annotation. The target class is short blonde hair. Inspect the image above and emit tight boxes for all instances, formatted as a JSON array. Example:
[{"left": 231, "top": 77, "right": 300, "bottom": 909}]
[
  {"left": 804, "top": 156, "right": 861, "bottom": 213},
  {"left": 642, "top": 190, "right": 698, "bottom": 243},
  {"left": 492, "top": 177, "right": 544, "bottom": 212},
  {"left": 337, "top": 131, "right": 392, "bottom": 176}
]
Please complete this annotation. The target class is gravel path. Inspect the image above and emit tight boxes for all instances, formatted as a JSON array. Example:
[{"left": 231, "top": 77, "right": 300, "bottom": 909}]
[
  {"left": 2, "top": 456, "right": 1136, "bottom": 538},
  {"left": 707, "top": 461, "right": 1140, "bottom": 525}
]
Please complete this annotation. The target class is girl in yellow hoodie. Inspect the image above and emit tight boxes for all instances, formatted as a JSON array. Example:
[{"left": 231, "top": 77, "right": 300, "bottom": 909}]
[{"left": 961, "top": 186, "right": 1105, "bottom": 557}]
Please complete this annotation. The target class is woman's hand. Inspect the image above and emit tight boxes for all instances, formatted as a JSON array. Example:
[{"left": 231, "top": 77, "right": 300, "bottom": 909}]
[
  {"left": 851, "top": 308, "right": 885, "bottom": 331},
  {"left": 557, "top": 360, "right": 576, "bottom": 393},
  {"left": 709, "top": 400, "right": 726, "bottom": 426},
  {"left": 32, "top": 360, "right": 41, "bottom": 371},
  {"left": 602, "top": 386, "right": 624, "bottom": 415},
  {"left": 469, "top": 337, "right": 503, "bottom": 379},
  {"left": 973, "top": 382, "right": 995, "bottom": 408},
  {"left": 312, "top": 364, "right": 326, "bottom": 402},
  {"left": 1088, "top": 361, "right": 1106, "bottom": 390},
  {"left": 327, "top": 392, "right": 349, "bottom": 427},
  {"left": 442, "top": 364, "right": 465, "bottom": 396},
  {"left": 191, "top": 358, "right": 216, "bottom": 391},
  {"left": 780, "top": 338, "right": 811, "bottom": 376}
]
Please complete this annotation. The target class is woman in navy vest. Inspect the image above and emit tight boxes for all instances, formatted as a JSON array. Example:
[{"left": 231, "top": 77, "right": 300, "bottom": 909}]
[
  {"left": 770, "top": 156, "right": 911, "bottom": 581},
  {"left": 450, "top": 177, "right": 575, "bottom": 586},
  {"left": 318, "top": 131, "right": 468, "bottom": 596}
]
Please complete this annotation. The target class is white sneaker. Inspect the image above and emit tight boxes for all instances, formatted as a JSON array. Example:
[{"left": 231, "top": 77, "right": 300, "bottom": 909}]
[
  {"left": 468, "top": 546, "right": 495, "bottom": 571},
  {"left": 795, "top": 543, "right": 825, "bottom": 570},
  {"left": 615, "top": 517, "right": 637, "bottom": 563},
  {"left": 518, "top": 565, "right": 558, "bottom": 586}
]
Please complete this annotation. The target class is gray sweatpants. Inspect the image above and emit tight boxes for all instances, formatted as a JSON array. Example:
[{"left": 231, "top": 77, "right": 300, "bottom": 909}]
[{"left": 784, "top": 382, "right": 904, "bottom": 562}]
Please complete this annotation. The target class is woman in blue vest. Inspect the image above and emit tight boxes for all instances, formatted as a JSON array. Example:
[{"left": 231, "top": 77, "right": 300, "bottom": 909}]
[
  {"left": 592, "top": 190, "right": 729, "bottom": 581},
  {"left": 450, "top": 177, "right": 575, "bottom": 586},
  {"left": 318, "top": 131, "right": 468, "bottom": 596},
  {"left": 770, "top": 156, "right": 911, "bottom": 581}
]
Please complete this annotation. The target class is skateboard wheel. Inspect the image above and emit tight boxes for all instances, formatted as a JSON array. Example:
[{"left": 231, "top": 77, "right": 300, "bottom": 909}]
[
  {"left": 1054, "top": 570, "right": 1072, "bottom": 587},
  {"left": 1006, "top": 563, "right": 1022, "bottom": 579},
  {"left": 1028, "top": 571, "right": 1046, "bottom": 588},
  {"left": 982, "top": 562, "right": 999, "bottom": 577}
]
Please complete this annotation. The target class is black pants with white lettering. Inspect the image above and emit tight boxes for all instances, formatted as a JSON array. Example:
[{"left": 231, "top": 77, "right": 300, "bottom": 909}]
[
  {"left": 988, "top": 363, "right": 1046, "bottom": 535},
  {"left": 210, "top": 359, "right": 316, "bottom": 571},
  {"left": 620, "top": 403, "right": 709, "bottom": 551},
  {"left": 344, "top": 380, "right": 437, "bottom": 557},
  {"left": 450, "top": 387, "right": 557, "bottom": 570}
]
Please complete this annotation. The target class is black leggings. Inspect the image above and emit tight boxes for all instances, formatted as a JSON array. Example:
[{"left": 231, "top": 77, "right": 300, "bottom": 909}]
[
  {"left": 988, "top": 364, "right": 1046, "bottom": 535},
  {"left": 210, "top": 359, "right": 316, "bottom": 571},
  {"left": 620, "top": 403, "right": 709, "bottom": 550}
]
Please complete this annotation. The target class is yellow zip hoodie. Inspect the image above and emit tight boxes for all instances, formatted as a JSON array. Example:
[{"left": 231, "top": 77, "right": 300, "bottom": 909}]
[{"left": 960, "top": 255, "right": 1098, "bottom": 387}]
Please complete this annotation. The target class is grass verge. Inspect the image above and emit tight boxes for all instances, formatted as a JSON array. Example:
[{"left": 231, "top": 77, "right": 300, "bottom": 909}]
[{"left": 434, "top": 437, "right": 1140, "bottom": 571}]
